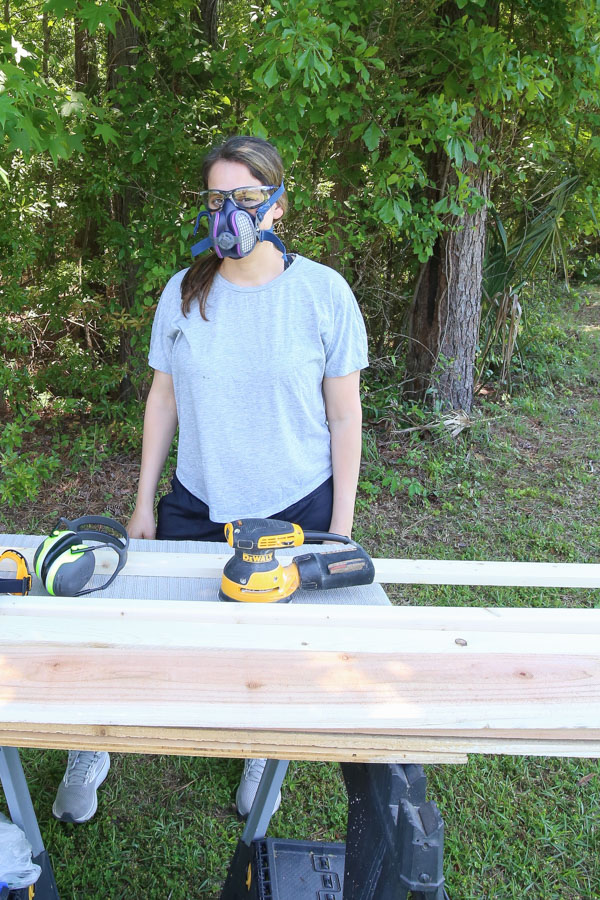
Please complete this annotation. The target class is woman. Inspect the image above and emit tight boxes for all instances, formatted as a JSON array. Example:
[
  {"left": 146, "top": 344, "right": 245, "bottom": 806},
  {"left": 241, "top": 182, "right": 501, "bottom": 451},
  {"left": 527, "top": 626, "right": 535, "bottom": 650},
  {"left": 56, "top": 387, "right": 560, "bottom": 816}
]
[
  {"left": 51, "top": 136, "right": 368, "bottom": 825},
  {"left": 128, "top": 134, "right": 367, "bottom": 545},
  {"left": 128, "top": 135, "right": 368, "bottom": 816}
]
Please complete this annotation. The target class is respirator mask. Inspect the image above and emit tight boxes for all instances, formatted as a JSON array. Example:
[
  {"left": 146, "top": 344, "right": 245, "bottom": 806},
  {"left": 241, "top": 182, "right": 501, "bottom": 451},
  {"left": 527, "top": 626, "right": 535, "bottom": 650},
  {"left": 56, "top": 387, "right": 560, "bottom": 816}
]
[{"left": 191, "top": 181, "right": 287, "bottom": 261}]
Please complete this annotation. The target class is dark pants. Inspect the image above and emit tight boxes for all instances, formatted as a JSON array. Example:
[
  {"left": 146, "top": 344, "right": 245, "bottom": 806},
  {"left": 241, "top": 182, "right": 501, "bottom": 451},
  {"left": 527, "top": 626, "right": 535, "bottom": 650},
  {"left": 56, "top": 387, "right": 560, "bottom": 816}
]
[{"left": 156, "top": 473, "right": 334, "bottom": 541}]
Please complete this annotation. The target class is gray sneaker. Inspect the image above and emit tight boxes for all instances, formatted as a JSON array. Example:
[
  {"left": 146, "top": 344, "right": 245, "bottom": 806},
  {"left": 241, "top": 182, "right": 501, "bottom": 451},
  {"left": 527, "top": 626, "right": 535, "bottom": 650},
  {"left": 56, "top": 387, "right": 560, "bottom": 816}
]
[
  {"left": 235, "top": 758, "right": 282, "bottom": 818},
  {"left": 52, "top": 751, "right": 110, "bottom": 823}
]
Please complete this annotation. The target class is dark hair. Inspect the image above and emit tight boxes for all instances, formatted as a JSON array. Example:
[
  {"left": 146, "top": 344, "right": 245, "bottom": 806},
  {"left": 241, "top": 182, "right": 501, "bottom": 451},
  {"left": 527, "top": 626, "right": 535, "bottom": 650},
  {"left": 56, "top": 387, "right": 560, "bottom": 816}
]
[{"left": 180, "top": 136, "right": 287, "bottom": 319}]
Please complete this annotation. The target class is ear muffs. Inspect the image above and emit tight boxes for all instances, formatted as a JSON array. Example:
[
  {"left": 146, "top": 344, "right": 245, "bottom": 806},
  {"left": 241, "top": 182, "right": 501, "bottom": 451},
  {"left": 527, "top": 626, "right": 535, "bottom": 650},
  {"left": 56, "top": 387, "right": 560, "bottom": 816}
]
[
  {"left": 33, "top": 516, "right": 129, "bottom": 597},
  {"left": 33, "top": 530, "right": 95, "bottom": 596}
]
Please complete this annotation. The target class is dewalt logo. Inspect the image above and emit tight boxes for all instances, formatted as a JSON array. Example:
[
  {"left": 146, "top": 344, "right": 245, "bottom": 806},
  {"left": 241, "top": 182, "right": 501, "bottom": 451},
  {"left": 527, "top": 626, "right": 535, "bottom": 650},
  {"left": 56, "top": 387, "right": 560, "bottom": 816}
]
[{"left": 242, "top": 551, "right": 273, "bottom": 563}]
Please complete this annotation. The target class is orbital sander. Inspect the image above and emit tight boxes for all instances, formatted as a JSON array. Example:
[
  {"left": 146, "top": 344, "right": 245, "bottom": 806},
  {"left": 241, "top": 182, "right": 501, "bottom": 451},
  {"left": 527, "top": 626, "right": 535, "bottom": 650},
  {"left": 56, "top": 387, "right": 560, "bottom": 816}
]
[{"left": 219, "top": 518, "right": 375, "bottom": 603}]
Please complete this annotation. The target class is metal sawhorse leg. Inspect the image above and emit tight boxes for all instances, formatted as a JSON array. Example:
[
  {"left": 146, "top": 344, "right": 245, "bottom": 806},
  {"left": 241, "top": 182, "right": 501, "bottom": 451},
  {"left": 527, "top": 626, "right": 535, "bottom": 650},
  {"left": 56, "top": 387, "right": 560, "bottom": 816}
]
[
  {"left": 0, "top": 747, "right": 60, "bottom": 899},
  {"left": 220, "top": 758, "right": 449, "bottom": 899},
  {"left": 219, "top": 759, "right": 290, "bottom": 898}
]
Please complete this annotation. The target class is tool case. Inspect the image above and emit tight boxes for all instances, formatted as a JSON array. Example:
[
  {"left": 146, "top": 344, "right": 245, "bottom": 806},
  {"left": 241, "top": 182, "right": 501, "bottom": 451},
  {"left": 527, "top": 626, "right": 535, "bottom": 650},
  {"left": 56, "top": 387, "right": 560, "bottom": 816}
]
[{"left": 252, "top": 838, "right": 345, "bottom": 900}]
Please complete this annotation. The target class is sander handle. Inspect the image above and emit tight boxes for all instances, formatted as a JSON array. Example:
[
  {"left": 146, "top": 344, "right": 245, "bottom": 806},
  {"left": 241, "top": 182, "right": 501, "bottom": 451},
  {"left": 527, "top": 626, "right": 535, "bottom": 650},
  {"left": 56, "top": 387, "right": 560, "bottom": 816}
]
[
  {"left": 302, "top": 531, "right": 353, "bottom": 545},
  {"left": 293, "top": 540, "right": 375, "bottom": 591}
]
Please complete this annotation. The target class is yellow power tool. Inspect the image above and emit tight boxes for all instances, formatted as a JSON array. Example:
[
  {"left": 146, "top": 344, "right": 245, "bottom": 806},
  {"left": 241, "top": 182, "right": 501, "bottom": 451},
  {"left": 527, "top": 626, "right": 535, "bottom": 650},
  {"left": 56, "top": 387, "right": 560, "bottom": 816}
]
[
  {"left": 0, "top": 549, "right": 32, "bottom": 595},
  {"left": 219, "top": 518, "right": 375, "bottom": 603}
]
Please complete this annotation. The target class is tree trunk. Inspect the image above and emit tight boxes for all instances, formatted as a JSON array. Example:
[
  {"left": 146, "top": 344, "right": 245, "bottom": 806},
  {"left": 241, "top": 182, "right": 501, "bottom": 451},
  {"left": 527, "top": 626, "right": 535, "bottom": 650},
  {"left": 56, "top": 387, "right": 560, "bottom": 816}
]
[
  {"left": 41, "top": 12, "right": 56, "bottom": 266},
  {"left": 325, "top": 133, "right": 364, "bottom": 271},
  {"left": 107, "top": 3, "right": 141, "bottom": 403},
  {"left": 191, "top": 0, "right": 220, "bottom": 46},
  {"left": 75, "top": 21, "right": 98, "bottom": 96},
  {"left": 404, "top": 2, "right": 499, "bottom": 414},
  {"left": 74, "top": 18, "right": 100, "bottom": 259},
  {"left": 404, "top": 127, "right": 491, "bottom": 415}
]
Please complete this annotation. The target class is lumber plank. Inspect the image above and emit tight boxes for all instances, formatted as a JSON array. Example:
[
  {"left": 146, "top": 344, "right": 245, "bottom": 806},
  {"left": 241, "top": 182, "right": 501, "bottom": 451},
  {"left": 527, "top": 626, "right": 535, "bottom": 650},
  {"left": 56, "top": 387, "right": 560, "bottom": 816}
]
[
  {"left": 0, "top": 724, "right": 468, "bottom": 763},
  {"left": 1, "top": 612, "right": 600, "bottom": 656},
  {"left": 3, "top": 545, "right": 600, "bottom": 587},
  {"left": 372, "top": 557, "right": 600, "bottom": 588},
  {"left": 7, "top": 722, "right": 600, "bottom": 743},
  {"left": 2, "top": 724, "right": 600, "bottom": 761},
  {"left": 3, "top": 595, "right": 600, "bottom": 634},
  {"left": 3, "top": 644, "right": 598, "bottom": 731},
  {"left": 1, "top": 602, "right": 600, "bottom": 759}
]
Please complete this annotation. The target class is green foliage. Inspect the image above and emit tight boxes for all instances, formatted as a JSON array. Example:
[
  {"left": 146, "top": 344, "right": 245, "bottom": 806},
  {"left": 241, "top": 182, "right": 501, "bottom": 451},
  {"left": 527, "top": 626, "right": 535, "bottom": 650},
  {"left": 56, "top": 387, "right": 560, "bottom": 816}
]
[
  {"left": 1, "top": 0, "right": 600, "bottom": 429},
  {"left": 359, "top": 451, "right": 428, "bottom": 504},
  {"left": 0, "top": 1, "right": 123, "bottom": 175},
  {"left": 478, "top": 281, "right": 592, "bottom": 391},
  {"left": 1, "top": 0, "right": 223, "bottom": 417},
  {"left": 0, "top": 412, "right": 62, "bottom": 505}
]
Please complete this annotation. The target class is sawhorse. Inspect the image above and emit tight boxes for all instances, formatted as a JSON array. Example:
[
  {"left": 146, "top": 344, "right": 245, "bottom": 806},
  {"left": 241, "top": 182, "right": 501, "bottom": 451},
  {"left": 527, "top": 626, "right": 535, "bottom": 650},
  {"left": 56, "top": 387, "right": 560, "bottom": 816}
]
[
  {"left": 1, "top": 749, "right": 448, "bottom": 899},
  {"left": 220, "top": 759, "right": 450, "bottom": 899},
  {"left": 0, "top": 747, "right": 59, "bottom": 899}
]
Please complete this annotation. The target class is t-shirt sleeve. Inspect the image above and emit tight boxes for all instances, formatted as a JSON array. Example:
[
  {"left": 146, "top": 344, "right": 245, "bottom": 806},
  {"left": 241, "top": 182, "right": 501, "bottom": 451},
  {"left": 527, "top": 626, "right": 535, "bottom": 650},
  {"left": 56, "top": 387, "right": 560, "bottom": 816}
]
[
  {"left": 147, "top": 271, "right": 186, "bottom": 374},
  {"left": 323, "top": 277, "right": 369, "bottom": 377}
]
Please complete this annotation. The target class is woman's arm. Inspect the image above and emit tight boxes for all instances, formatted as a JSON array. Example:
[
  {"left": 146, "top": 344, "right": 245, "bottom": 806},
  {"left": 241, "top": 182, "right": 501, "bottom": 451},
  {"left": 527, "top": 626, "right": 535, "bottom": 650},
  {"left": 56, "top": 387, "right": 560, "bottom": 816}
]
[
  {"left": 322, "top": 370, "right": 363, "bottom": 538},
  {"left": 127, "top": 369, "right": 178, "bottom": 539}
]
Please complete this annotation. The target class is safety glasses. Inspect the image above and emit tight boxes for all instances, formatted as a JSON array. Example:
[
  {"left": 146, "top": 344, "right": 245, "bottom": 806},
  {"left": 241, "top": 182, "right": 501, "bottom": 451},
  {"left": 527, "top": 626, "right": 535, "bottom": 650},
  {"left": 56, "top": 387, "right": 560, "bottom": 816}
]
[{"left": 199, "top": 185, "right": 279, "bottom": 212}]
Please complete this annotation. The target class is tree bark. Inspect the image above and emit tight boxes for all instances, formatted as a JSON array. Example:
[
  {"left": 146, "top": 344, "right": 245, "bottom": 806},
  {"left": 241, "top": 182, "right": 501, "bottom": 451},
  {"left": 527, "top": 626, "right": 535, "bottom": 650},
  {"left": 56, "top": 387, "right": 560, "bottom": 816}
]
[
  {"left": 405, "top": 112, "right": 491, "bottom": 413},
  {"left": 41, "top": 12, "right": 56, "bottom": 266},
  {"left": 75, "top": 21, "right": 98, "bottom": 96},
  {"left": 405, "top": 233, "right": 486, "bottom": 411},
  {"left": 74, "top": 18, "right": 100, "bottom": 260},
  {"left": 403, "top": 1, "right": 499, "bottom": 414},
  {"left": 407, "top": 0, "right": 505, "bottom": 417},
  {"left": 42, "top": 12, "right": 50, "bottom": 77},
  {"left": 107, "top": 3, "right": 141, "bottom": 403},
  {"left": 191, "top": 0, "right": 220, "bottom": 46}
]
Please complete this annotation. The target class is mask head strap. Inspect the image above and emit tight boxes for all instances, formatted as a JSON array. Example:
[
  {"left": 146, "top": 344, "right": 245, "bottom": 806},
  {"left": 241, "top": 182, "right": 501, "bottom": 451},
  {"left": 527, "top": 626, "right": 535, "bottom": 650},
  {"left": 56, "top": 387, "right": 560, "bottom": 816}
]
[
  {"left": 191, "top": 210, "right": 212, "bottom": 257},
  {"left": 255, "top": 181, "right": 288, "bottom": 261},
  {"left": 254, "top": 181, "right": 285, "bottom": 226},
  {"left": 259, "top": 229, "right": 287, "bottom": 260}
]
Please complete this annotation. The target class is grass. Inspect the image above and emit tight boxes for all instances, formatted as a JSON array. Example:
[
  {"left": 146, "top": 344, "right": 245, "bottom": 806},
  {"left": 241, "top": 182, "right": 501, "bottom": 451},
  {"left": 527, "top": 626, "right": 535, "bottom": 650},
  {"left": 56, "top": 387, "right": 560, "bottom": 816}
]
[{"left": 1, "top": 284, "right": 600, "bottom": 899}]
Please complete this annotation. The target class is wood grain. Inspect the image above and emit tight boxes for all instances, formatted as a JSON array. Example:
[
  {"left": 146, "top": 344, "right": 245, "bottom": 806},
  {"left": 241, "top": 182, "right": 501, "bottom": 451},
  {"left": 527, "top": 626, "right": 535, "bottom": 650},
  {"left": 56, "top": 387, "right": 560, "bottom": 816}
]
[
  {"left": 1, "top": 599, "right": 600, "bottom": 759},
  {"left": 3, "top": 722, "right": 600, "bottom": 762}
]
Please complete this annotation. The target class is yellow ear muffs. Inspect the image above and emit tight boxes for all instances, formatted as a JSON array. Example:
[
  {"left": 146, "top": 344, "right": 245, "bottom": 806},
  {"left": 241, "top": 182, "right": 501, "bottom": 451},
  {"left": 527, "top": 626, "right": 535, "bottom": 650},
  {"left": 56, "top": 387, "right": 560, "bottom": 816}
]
[
  {"left": 33, "top": 531, "right": 95, "bottom": 597},
  {"left": 33, "top": 516, "right": 129, "bottom": 597}
]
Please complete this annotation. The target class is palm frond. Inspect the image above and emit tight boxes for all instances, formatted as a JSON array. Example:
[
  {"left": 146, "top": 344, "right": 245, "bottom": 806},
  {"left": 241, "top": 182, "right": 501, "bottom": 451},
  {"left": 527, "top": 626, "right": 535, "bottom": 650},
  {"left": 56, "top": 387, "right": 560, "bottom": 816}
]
[
  {"left": 479, "top": 165, "right": 581, "bottom": 384},
  {"left": 484, "top": 170, "right": 581, "bottom": 299}
]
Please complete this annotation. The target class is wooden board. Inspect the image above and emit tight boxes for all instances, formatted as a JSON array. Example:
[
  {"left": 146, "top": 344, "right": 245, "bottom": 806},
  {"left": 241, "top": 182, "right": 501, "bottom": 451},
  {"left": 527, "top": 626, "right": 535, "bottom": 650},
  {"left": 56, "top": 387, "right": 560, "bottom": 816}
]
[
  {"left": 3, "top": 545, "right": 599, "bottom": 587},
  {"left": 3, "top": 722, "right": 600, "bottom": 762},
  {"left": 2, "top": 598, "right": 600, "bottom": 761},
  {"left": 0, "top": 723, "right": 468, "bottom": 763}
]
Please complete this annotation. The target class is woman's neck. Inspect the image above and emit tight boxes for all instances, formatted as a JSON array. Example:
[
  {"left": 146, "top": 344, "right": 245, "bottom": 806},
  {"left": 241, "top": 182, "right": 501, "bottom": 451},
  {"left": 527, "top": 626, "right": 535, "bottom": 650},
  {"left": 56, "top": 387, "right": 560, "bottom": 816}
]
[{"left": 218, "top": 242, "right": 284, "bottom": 287}]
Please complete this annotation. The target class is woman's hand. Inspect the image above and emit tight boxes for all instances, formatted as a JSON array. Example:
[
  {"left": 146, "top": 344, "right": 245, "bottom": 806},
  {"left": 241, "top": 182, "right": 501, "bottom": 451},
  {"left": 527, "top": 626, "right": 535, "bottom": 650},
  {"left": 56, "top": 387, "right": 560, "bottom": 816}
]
[{"left": 127, "top": 505, "right": 157, "bottom": 540}]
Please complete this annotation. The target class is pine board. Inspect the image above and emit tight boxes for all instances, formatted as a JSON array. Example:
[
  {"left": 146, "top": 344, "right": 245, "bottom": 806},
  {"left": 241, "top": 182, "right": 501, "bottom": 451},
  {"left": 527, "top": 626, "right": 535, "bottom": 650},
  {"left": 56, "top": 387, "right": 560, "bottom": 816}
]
[
  {"left": 4, "top": 545, "right": 600, "bottom": 587},
  {"left": 1, "top": 598, "right": 600, "bottom": 760},
  {"left": 2, "top": 722, "right": 600, "bottom": 762}
]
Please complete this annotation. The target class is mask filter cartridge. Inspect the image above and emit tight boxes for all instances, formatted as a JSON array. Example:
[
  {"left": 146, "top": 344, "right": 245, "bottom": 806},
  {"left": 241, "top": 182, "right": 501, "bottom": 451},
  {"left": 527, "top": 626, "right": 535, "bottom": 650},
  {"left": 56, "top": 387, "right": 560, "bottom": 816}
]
[{"left": 214, "top": 206, "right": 258, "bottom": 258}]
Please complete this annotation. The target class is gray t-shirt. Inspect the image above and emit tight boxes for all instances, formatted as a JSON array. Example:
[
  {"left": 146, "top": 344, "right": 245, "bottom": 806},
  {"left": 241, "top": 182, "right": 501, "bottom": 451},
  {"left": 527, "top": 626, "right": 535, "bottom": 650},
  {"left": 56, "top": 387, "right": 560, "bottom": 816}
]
[{"left": 148, "top": 255, "right": 369, "bottom": 522}]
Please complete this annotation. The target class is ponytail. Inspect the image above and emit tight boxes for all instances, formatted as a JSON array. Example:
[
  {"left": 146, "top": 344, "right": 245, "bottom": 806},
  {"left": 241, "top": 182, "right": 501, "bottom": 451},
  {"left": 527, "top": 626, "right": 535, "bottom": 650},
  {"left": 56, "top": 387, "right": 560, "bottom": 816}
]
[{"left": 180, "top": 254, "right": 221, "bottom": 319}]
